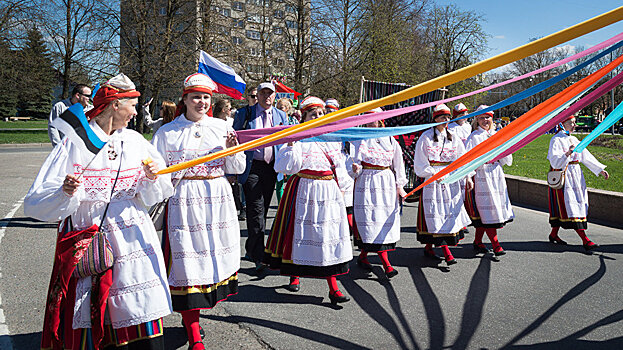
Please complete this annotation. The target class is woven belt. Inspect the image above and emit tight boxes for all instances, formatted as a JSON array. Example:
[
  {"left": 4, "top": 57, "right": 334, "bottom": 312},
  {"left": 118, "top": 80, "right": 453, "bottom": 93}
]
[
  {"left": 182, "top": 175, "right": 223, "bottom": 180},
  {"left": 429, "top": 161, "right": 451, "bottom": 166},
  {"left": 296, "top": 171, "right": 334, "bottom": 180},
  {"left": 569, "top": 161, "right": 580, "bottom": 164},
  {"left": 362, "top": 162, "right": 389, "bottom": 170}
]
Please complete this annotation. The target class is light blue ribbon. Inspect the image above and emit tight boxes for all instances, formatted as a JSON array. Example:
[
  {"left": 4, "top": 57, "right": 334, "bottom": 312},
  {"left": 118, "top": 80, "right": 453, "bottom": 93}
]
[
  {"left": 574, "top": 100, "right": 623, "bottom": 153},
  {"left": 305, "top": 40, "right": 623, "bottom": 144}
]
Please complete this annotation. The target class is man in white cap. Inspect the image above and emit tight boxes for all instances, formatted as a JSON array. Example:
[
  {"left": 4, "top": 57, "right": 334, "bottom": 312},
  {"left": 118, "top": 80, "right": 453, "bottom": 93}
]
[
  {"left": 233, "top": 82, "right": 289, "bottom": 271},
  {"left": 47, "top": 84, "right": 91, "bottom": 147},
  {"left": 448, "top": 102, "right": 472, "bottom": 144}
]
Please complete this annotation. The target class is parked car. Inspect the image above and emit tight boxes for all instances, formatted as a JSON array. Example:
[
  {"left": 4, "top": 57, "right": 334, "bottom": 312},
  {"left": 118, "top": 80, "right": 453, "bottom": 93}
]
[{"left": 575, "top": 115, "right": 598, "bottom": 132}]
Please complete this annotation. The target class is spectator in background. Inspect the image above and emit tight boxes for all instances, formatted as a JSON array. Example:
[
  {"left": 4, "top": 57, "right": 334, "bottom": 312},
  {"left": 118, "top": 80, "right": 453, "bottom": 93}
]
[
  {"left": 48, "top": 84, "right": 91, "bottom": 147},
  {"left": 213, "top": 98, "right": 234, "bottom": 127},
  {"left": 233, "top": 82, "right": 289, "bottom": 271},
  {"left": 246, "top": 86, "right": 258, "bottom": 107},
  {"left": 142, "top": 99, "right": 176, "bottom": 134}
]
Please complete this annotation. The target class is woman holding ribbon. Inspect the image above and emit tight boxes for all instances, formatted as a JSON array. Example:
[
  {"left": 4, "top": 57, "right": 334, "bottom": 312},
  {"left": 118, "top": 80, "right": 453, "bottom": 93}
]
[
  {"left": 264, "top": 96, "right": 353, "bottom": 304},
  {"left": 547, "top": 115, "right": 608, "bottom": 251},
  {"left": 464, "top": 105, "right": 514, "bottom": 257},
  {"left": 25, "top": 73, "right": 174, "bottom": 349},
  {"left": 351, "top": 108, "right": 407, "bottom": 278},
  {"left": 152, "top": 73, "right": 245, "bottom": 350},
  {"left": 413, "top": 103, "right": 473, "bottom": 266}
]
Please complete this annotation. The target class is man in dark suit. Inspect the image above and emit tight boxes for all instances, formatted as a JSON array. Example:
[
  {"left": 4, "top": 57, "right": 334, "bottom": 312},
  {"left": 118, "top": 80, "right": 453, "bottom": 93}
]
[{"left": 233, "top": 82, "right": 289, "bottom": 270}]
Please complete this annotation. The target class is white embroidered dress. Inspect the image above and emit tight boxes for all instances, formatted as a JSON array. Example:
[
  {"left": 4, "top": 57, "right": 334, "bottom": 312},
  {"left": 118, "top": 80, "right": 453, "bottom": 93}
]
[
  {"left": 548, "top": 131, "right": 605, "bottom": 219},
  {"left": 352, "top": 137, "right": 407, "bottom": 245},
  {"left": 152, "top": 114, "right": 245, "bottom": 287},
  {"left": 274, "top": 142, "right": 353, "bottom": 266},
  {"left": 448, "top": 121, "right": 472, "bottom": 144},
  {"left": 24, "top": 122, "right": 174, "bottom": 329},
  {"left": 414, "top": 128, "right": 472, "bottom": 234},
  {"left": 465, "top": 127, "right": 514, "bottom": 225}
]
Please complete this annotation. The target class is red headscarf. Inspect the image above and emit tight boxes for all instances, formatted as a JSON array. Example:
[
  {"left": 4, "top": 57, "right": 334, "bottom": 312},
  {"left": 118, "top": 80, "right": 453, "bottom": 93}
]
[{"left": 86, "top": 74, "right": 140, "bottom": 120}]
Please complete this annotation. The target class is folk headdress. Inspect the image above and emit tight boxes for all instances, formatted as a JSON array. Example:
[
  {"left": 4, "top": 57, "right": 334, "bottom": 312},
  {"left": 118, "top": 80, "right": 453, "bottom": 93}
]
[
  {"left": 325, "top": 98, "right": 340, "bottom": 111},
  {"left": 86, "top": 73, "right": 140, "bottom": 120},
  {"left": 175, "top": 73, "right": 218, "bottom": 118},
  {"left": 453, "top": 103, "right": 468, "bottom": 117}
]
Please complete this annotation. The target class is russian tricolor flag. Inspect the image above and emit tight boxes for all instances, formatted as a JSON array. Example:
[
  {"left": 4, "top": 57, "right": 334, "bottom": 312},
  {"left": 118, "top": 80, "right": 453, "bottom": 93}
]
[
  {"left": 198, "top": 50, "right": 246, "bottom": 100},
  {"left": 51, "top": 103, "right": 107, "bottom": 155}
]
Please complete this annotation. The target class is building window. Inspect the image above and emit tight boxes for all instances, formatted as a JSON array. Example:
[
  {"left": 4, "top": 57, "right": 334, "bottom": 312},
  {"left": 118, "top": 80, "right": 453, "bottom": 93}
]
[
  {"left": 274, "top": 10, "right": 284, "bottom": 19},
  {"left": 159, "top": 7, "right": 166, "bottom": 16},
  {"left": 246, "top": 0, "right": 261, "bottom": 5},
  {"left": 233, "top": 19, "right": 244, "bottom": 28},
  {"left": 264, "top": 49, "right": 271, "bottom": 57},
  {"left": 263, "top": 0, "right": 270, "bottom": 7},
  {"left": 273, "top": 58, "right": 284, "bottom": 67},
  {"left": 212, "top": 42, "right": 229, "bottom": 52},
  {"left": 247, "top": 13, "right": 260, "bottom": 23},
  {"left": 286, "top": 4, "right": 296, "bottom": 13},
  {"left": 273, "top": 26, "right": 283, "bottom": 35},
  {"left": 211, "top": 5, "right": 231, "bottom": 17},
  {"left": 232, "top": 36, "right": 243, "bottom": 45},
  {"left": 272, "top": 42, "right": 283, "bottom": 50},
  {"left": 246, "top": 30, "right": 261, "bottom": 40},
  {"left": 249, "top": 47, "right": 260, "bottom": 56},
  {"left": 217, "top": 25, "right": 230, "bottom": 36},
  {"left": 287, "top": 51, "right": 294, "bottom": 60},
  {"left": 232, "top": 1, "right": 244, "bottom": 11},
  {"left": 285, "top": 20, "right": 297, "bottom": 29}
]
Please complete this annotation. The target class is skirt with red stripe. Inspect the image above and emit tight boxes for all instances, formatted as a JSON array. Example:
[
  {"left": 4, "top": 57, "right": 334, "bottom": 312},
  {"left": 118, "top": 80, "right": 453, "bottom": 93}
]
[
  {"left": 548, "top": 186, "right": 587, "bottom": 230},
  {"left": 161, "top": 206, "right": 239, "bottom": 312},
  {"left": 263, "top": 173, "right": 349, "bottom": 278},
  {"left": 46, "top": 318, "right": 165, "bottom": 350},
  {"left": 464, "top": 187, "right": 511, "bottom": 229},
  {"left": 416, "top": 195, "right": 464, "bottom": 246}
]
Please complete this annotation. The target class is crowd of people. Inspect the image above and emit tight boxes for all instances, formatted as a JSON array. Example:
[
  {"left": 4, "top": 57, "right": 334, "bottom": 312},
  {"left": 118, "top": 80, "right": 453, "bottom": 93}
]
[{"left": 31, "top": 72, "right": 609, "bottom": 349}]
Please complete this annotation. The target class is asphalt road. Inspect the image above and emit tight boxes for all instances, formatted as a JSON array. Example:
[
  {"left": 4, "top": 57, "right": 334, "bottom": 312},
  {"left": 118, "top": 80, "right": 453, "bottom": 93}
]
[{"left": 1, "top": 144, "right": 622, "bottom": 350}]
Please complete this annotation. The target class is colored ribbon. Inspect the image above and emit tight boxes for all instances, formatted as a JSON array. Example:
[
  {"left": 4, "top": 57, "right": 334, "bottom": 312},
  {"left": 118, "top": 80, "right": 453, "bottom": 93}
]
[
  {"left": 406, "top": 51, "right": 623, "bottom": 196},
  {"left": 239, "top": 40, "right": 623, "bottom": 146},
  {"left": 492, "top": 70, "right": 623, "bottom": 161},
  {"left": 574, "top": 100, "right": 623, "bottom": 153},
  {"left": 442, "top": 87, "right": 591, "bottom": 184},
  {"left": 156, "top": 7, "right": 623, "bottom": 175}
]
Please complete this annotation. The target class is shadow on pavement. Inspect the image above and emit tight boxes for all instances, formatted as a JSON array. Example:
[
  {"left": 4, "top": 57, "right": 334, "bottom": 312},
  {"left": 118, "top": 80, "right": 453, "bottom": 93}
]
[
  {"left": 452, "top": 256, "right": 492, "bottom": 350},
  {"left": 501, "top": 255, "right": 608, "bottom": 349},
  {"left": 7, "top": 331, "right": 41, "bottom": 349},
  {"left": 1, "top": 217, "right": 57, "bottom": 229},
  {"left": 204, "top": 314, "right": 372, "bottom": 350},
  {"left": 408, "top": 264, "right": 446, "bottom": 350}
]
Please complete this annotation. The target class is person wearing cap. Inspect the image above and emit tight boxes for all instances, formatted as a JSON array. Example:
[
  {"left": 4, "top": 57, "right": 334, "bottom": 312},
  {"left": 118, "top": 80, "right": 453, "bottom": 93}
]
[
  {"left": 547, "top": 115, "right": 609, "bottom": 251},
  {"left": 325, "top": 98, "right": 340, "bottom": 114},
  {"left": 48, "top": 84, "right": 92, "bottom": 147},
  {"left": 233, "top": 82, "right": 290, "bottom": 271},
  {"left": 351, "top": 108, "right": 407, "bottom": 279},
  {"left": 464, "top": 105, "right": 514, "bottom": 257},
  {"left": 25, "top": 73, "right": 174, "bottom": 349},
  {"left": 264, "top": 96, "right": 352, "bottom": 304},
  {"left": 152, "top": 73, "right": 245, "bottom": 350},
  {"left": 448, "top": 103, "right": 472, "bottom": 144},
  {"left": 413, "top": 103, "right": 473, "bottom": 266}
]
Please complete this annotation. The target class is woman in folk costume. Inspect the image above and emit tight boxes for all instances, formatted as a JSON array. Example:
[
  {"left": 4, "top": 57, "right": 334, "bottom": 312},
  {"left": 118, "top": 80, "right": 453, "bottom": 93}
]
[
  {"left": 447, "top": 103, "right": 472, "bottom": 144},
  {"left": 351, "top": 108, "right": 407, "bottom": 278},
  {"left": 547, "top": 115, "right": 608, "bottom": 251},
  {"left": 325, "top": 98, "right": 340, "bottom": 115},
  {"left": 414, "top": 103, "right": 473, "bottom": 266},
  {"left": 25, "top": 73, "right": 174, "bottom": 350},
  {"left": 264, "top": 96, "right": 353, "bottom": 304},
  {"left": 152, "top": 73, "right": 245, "bottom": 350},
  {"left": 464, "top": 105, "right": 514, "bottom": 256}
]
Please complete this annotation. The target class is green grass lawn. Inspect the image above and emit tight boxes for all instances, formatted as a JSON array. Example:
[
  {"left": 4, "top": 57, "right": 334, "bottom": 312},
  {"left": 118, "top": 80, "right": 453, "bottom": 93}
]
[
  {"left": 504, "top": 134, "right": 623, "bottom": 193},
  {"left": 0, "top": 119, "right": 48, "bottom": 129}
]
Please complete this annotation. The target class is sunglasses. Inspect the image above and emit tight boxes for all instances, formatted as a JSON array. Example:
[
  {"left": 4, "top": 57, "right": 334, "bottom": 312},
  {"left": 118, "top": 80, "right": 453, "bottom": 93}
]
[{"left": 249, "top": 95, "right": 257, "bottom": 98}]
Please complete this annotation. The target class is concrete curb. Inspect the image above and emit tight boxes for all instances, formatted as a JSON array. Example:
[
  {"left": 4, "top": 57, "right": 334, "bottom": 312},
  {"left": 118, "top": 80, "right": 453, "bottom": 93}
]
[
  {"left": 0, "top": 143, "right": 50, "bottom": 148},
  {"left": 506, "top": 174, "right": 623, "bottom": 229}
]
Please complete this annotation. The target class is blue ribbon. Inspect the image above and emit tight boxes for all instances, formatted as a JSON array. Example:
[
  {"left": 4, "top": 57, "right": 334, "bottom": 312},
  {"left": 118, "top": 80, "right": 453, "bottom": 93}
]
[
  {"left": 574, "top": 100, "right": 623, "bottom": 153},
  {"left": 305, "top": 40, "right": 623, "bottom": 144}
]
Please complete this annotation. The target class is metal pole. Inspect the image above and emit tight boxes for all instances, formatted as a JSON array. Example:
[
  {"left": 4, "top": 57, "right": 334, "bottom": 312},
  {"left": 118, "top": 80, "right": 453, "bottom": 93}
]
[{"left": 612, "top": 51, "right": 616, "bottom": 134}]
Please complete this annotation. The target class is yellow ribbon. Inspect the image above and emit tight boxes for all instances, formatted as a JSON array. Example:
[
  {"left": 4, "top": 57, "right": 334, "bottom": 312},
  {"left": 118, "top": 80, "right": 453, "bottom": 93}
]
[{"left": 157, "top": 6, "right": 623, "bottom": 175}]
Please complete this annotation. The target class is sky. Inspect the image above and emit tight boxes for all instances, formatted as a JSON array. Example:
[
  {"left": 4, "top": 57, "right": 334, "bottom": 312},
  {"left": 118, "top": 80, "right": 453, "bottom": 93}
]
[{"left": 435, "top": 0, "right": 623, "bottom": 61}]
